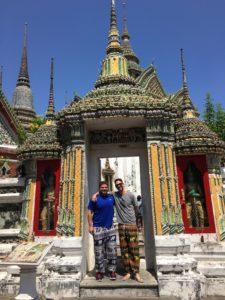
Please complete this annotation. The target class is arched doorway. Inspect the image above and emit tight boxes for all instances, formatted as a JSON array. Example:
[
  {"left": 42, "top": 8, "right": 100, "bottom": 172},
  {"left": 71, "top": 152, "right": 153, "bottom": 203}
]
[{"left": 85, "top": 119, "right": 156, "bottom": 273}]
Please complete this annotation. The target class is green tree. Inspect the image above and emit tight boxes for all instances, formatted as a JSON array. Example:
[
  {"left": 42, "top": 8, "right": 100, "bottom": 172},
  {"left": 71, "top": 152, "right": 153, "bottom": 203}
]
[
  {"left": 203, "top": 92, "right": 216, "bottom": 131},
  {"left": 203, "top": 92, "right": 225, "bottom": 142},
  {"left": 215, "top": 103, "right": 225, "bottom": 141}
]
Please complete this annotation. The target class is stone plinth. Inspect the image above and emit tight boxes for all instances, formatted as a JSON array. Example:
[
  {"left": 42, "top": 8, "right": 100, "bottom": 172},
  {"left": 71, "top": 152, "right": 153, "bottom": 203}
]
[
  {"left": 38, "top": 273, "right": 81, "bottom": 300},
  {"left": 37, "top": 237, "right": 83, "bottom": 299},
  {"left": 51, "top": 236, "right": 83, "bottom": 256},
  {"left": 0, "top": 193, "right": 23, "bottom": 203},
  {"left": 44, "top": 256, "right": 82, "bottom": 274},
  {"left": 155, "top": 235, "right": 190, "bottom": 255},
  {"left": 0, "top": 244, "right": 17, "bottom": 260},
  {"left": 157, "top": 255, "right": 197, "bottom": 274},
  {"left": 158, "top": 273, "right": 206, "bottom": 300},
  {"left": 15, "top": 266, "right": 38, "bottom": 300}
]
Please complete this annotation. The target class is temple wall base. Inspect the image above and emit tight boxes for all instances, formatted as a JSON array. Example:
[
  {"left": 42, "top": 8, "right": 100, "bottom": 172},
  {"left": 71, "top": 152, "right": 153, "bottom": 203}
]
[
  {"left": 0, "top": 236, "right": 84, "bottom": 300},
  {"left": 156, "top": 234, "right": 225, "bottom": 299}
]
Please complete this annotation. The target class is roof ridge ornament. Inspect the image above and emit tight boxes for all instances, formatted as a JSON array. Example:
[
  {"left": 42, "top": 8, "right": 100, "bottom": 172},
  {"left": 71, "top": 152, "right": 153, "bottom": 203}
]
[
  {"left": 46, "top": 58, "right": 55, "bottom": 120},
  {"left": 107, "top": 0, "right": 122, "bottom": 54},
  {"left": 17, "top": 23, "right": 30, "bottom": 88},
  {"left": 180, "top": 48, "right": 197, "bottom": 117},
  {"left": 122, "top": 0, "right": 130, "bottom": 40}
]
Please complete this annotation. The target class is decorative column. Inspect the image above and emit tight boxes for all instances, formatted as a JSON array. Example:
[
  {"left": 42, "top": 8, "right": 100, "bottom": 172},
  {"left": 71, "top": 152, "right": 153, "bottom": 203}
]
[
  {"left": 157, "top": 143, "right": 169, "bottom": 235},
  {"left": 207, "top": 155, "right": 225, "bottom": 240},
  {"left": 57, "top": 121, "right": 85, "bottom": 236},
  {"left": 171, "top": 149, "right": 184, "bottom": 233},
  {"left": 146, "top": 117, "right": 182, "bottom": 235},
  {"left": 19, "top": 160, "right": 37, "bottom": 240}
]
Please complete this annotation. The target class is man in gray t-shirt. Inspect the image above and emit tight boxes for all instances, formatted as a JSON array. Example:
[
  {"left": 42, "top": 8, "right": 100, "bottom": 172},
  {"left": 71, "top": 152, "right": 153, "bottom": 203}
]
[
  {"left": 114, "top": 178, "right": 143, "bottom": 283},
  {"left": 114, "top": 190, "right": 138, "bottom": 225}
]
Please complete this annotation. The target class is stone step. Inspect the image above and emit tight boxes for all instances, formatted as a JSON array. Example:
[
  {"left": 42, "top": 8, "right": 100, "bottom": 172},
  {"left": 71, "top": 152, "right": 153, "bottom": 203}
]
[
  {"left": 156, "top": 255, "right": 197, "bottom": 274},
  {"left": 80, "top": 269, "right": 158, "bottom": 299},
  {"left": 190, "top": 242, "right": 225, "bottom": 257},
  {"left": 192, "top": 254, "right": 225, "bottom": 262},
  {"left": 197, "top": 260, "right": 225, "bottom": 277},
  {"left": 42, "top": 255, "right": 82, "bottom": 275}
]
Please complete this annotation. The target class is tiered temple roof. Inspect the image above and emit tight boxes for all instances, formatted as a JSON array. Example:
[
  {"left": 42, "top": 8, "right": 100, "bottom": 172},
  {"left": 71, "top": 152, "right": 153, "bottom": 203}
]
[{"left": 174, "top": 49, "right": 225, "bottom": 155}]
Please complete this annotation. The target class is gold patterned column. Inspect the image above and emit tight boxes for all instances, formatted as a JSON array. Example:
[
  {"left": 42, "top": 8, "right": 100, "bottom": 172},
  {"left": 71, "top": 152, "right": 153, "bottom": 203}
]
[
  {"left": 19, "top": 160, "right": 37, "bottom": 240},
  {"left": 56, "top": 121, "right": 85, "bottom": 237},
  {"left": 207, "top": 155, "right": 225, "bottom": 240}
]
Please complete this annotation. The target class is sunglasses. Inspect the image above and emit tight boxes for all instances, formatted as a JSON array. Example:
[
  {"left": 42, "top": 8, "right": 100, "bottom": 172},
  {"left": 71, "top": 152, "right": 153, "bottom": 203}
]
[{"left": 115, "top": 183, "right": 123, "bottom": 188}]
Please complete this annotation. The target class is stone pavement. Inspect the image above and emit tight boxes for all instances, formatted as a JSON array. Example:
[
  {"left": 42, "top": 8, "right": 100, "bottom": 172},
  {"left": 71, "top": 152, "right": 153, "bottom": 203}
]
[
  {"left": 80, "top": 268, "right": 158, "bottom": 298},
  {"left": 1, "top": 296, "right": 225, "bottom": 300}
]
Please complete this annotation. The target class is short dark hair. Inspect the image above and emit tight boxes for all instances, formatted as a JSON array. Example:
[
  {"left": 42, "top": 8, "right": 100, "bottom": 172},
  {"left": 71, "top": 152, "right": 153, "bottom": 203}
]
[
  {"left": 114, "top": 178, "right": 123, "bottom": 184},
  {"left": 99, "top": 181, "right": 108, "bottom": 188}
]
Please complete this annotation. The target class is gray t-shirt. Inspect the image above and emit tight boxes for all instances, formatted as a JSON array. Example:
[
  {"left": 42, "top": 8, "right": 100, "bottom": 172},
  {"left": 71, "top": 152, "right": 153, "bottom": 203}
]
[{"left": 114, "top": 191, "right": 138, "bottom": 225}]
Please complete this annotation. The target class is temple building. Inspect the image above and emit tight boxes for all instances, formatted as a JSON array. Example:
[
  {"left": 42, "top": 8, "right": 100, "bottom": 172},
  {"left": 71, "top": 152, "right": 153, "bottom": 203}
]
[{"left": 0, "top": 1, "right": 225, "bottom": 299}]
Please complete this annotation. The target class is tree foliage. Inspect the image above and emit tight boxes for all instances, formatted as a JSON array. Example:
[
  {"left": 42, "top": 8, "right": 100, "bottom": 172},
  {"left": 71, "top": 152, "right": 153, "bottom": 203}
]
[
  {"left": 29, "top": 116, "right": 45, "bottom": 134},
  {"left": 203, "top": 92, "right": 225, "bottom": 141},
  {"left": 17, "top": 126, "right": 27, "bottom": 144}
]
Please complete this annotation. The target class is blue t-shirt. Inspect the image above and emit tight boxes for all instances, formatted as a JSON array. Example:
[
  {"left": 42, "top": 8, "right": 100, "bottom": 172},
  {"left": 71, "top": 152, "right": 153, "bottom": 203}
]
[{"left": 88, "top": 194, "right": 115, "bottom": 228}]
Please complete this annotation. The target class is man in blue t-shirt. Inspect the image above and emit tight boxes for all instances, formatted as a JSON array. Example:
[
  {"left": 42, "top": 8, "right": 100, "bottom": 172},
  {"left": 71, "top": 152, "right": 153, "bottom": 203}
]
[{"left": 88, "top": 181, "right": 117, "bottom": 282}]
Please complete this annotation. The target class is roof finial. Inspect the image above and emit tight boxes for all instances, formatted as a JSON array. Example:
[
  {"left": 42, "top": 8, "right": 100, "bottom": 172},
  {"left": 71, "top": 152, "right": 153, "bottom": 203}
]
[
  {"left": 24, "top": 22, "right": 28, "bottom": 47},
  {"left": 17, "top": 23, "right": 30, "bottom": 87},
  {"left": 46, "top": 58, "right": 55, "bottom": 119},
  {"left": 0, "top": 66, "right": 3, "bottom": 91},
  {"left": 180, "top": 48, "right": 196, "bottom": 114},
  {"left": 122, "top": 0, "right": 130, "bottom": 40},
  {"left": 107, "top": 0, "right": 122, "bottom": 54},
  {"left": 181, "top": 48, "right": 189, "bottom": 99}
]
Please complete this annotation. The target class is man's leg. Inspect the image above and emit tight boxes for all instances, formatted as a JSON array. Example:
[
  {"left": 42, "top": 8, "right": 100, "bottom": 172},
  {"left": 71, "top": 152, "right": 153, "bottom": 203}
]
[
  {"left": 125, "top": 224, "right": 140, "bottom": 275},
  {"left": 118, "top": 224, "right": 131, "bottom": 276},
  {"left": 105, "top": 227, "right": 117, "bottom": 275},
  {"left": 93, "top": 227, "right": 105, "bottom": 274}
]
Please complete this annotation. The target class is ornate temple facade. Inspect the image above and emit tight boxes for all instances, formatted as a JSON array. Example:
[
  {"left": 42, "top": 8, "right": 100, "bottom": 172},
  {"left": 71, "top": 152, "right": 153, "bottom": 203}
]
[{"left": 0, "top": 1, "right": 225, "bottom": 299}]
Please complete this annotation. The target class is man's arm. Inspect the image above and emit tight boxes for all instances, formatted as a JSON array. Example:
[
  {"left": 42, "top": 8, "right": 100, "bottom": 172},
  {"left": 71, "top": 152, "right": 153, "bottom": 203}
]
[
  {"left": 91, "top": 192, "right": 99, "bottom": 202},
  {"left": 88, "top": 209, "right": 94, "bottom": 234}
]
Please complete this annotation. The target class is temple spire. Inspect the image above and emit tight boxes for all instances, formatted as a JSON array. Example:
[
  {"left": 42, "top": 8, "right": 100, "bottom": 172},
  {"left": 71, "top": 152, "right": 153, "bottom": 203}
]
[
  {"left": 122, "top": 0, "right": 130, "bottom": 40},
  {"left": 46, "top": 58, "right": 55, "bottom": 120},
  {"left": 107, "top": 0, "right": 122, "bottom": 54},
  {"left": 17, "top": 23, "right": 30, "bottom": 87},
  {"left": 95, "top": 0, "right": 135, "bottom": 88},
  {"left": 11, "top": 23, "right": 36, "bottom": 132},
  {"left": 181, "top": 48, "right": 189, "bottom": 100},
  {"left": 121, "top": 0, "right": 142, "bottom": 78},
  {"left": 180, "top": 48, "right": 195, "bottom": 113},
  {"left": 0, "top": 66, "right": 3, "bottom": 91}
]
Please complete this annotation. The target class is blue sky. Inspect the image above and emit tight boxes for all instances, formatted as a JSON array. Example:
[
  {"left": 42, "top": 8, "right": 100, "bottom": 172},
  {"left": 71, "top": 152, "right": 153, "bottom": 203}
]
[{"left": 1, "top": 0, "right": 225, "bottom": 117}]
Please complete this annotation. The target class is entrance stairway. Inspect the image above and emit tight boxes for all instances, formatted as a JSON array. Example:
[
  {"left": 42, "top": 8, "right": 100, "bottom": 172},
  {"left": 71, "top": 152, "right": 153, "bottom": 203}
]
[
  {"left": 80, "top": 267, "right": 158, "bottom": 298},
  {"left": 80, "top": 228, "right": 158, "bottom": 298}
]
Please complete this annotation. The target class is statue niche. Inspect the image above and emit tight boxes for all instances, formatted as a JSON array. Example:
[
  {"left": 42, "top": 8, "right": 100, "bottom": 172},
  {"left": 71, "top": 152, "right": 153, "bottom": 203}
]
[
  {"left": 183, "top": 161, "right": 208, "bottom": 228},
  {"left": 39, "top": 168, "right": 56, "bottom": 231}
]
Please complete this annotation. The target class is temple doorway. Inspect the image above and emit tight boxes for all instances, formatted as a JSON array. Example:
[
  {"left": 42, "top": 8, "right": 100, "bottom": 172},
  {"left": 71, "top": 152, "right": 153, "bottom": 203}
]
[
  {"left": 86, "top": 141, "right": 156, "bottom": 273},
  {"left": 100, "top": 156, "right": 145, "bottom": 263}
]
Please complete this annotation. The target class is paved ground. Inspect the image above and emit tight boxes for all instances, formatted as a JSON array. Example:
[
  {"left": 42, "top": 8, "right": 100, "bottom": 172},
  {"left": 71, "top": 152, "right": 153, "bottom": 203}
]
[{"left": 1, "top": 297, "right": 225, "bottom": 299}]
